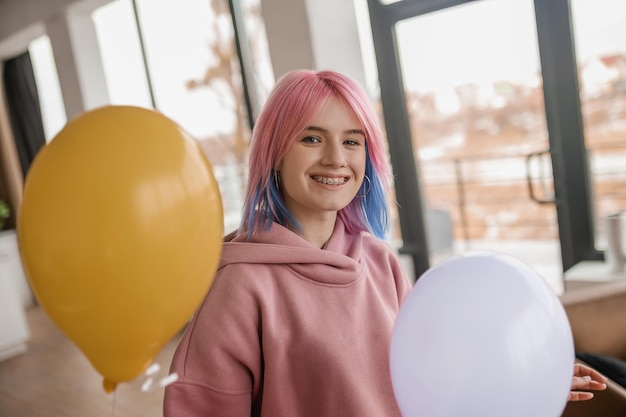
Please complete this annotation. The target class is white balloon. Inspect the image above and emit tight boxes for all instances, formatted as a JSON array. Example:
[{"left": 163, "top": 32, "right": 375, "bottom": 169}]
[{"left": 390, "top": 252, "right": 574, "bottom": 417}]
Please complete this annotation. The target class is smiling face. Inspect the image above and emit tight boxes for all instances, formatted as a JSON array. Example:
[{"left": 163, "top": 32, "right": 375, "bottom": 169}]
[{"left": 278, "top": 95, "right": 366, "bottom": 226}]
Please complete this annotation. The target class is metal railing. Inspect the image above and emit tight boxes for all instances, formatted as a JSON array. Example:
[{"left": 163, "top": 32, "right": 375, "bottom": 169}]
[{"left": 419, "top": 142, "right": 626, "bottom": 243}]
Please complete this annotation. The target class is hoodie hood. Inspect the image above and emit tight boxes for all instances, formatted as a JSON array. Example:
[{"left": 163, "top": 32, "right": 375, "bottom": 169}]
[{"left": 218, "top": 220, "right": 364, "bottom": 286}]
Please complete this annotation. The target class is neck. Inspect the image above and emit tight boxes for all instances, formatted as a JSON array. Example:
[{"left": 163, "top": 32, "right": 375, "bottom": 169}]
[{"left": 291, "top": 213, "right": 337, "bottom": 249}]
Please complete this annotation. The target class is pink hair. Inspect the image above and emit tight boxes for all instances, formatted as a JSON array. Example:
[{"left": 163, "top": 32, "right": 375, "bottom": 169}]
[{"left": 240, "top": 69, "right": 391, "bottom": 236}]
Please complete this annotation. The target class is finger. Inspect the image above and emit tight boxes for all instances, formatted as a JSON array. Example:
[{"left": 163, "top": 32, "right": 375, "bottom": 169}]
[
  {"left": 590, "top": 371, "right": 608, "bottom": 383},
  {"left": 574, "top": 382, "right": 608, "bottom": 391},
  {"left": 574, "top": 364, "right": 608, "bottom": 383},
  {"left": 588, "top": 381, "right": 608, "bottom": 391},
  {"left": 571, "top": 377, "right": 608, "bottom": 391},
  {"left": 569, "top": 391, "right": 594, "bottom": 402},
  {"left": 571, "top": 376, "right": 592, "bottom": 390}
]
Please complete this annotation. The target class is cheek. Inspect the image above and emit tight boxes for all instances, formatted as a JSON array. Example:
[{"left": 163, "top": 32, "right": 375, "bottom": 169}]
[
  {"left": 279, "top": 175, "right": 306, "bottom": 205},
  {"left": 280, "top": 148, "right": 310, "bottom": 175},
  {"left": 279, "top": 158, "right": 301, "bottom": 180},
  {"left": 355, "top": 154, "right": 367, "bottom": 176},
  {"left": 278, "top": 161, "right": 303, "bottom": 190}
]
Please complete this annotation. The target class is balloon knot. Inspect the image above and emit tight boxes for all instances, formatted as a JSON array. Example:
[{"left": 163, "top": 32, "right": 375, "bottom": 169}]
[{"left": 103, "top": 379, "right": 118, "bottom": 394}]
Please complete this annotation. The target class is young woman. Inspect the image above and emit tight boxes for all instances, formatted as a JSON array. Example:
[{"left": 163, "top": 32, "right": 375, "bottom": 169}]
[
  {"left": 163, "top": 69, "right": 606, "bottom": 416},
  {"left": 164, "top": 69, "right": 412, "bottom": 417}
]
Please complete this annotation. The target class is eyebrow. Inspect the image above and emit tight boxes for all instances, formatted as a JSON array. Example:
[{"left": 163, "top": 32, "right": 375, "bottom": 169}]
[{"left": 305, "top": 125, "right": 366, "bottom": 136}]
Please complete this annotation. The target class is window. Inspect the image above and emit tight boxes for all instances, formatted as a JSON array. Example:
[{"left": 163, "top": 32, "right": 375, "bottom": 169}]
[
  {"left": 92, "top": 0, "right": 274, "bottom": 232},
  {"left": 393, "top": 0, "right": 562, "bottom": 290}
]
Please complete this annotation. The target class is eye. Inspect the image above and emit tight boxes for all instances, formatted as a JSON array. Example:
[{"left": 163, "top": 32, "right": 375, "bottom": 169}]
[
  {"left": 301, "top": 135, "right": 321, "bottom": 144},
  {"left": 344, "top": 139, "right": 362, "bottom": 147}
]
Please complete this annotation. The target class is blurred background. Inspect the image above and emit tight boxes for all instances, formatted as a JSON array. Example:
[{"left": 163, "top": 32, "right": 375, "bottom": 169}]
[{"left": 0, "top": 0, "right": 625, "bottom": 415}]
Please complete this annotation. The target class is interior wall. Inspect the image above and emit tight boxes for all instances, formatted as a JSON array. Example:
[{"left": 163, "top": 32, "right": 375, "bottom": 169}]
[
  {"left": 260, "top": 0, "right": 367, "bottom": 88},
  {"left": 260, "top": 0, "right": 315, "bottom": 78}
]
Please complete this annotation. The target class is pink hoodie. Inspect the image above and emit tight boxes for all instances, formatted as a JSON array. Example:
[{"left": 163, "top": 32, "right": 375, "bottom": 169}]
[{"left": 164, "top": 219, "right": 412, "bottom": 417}]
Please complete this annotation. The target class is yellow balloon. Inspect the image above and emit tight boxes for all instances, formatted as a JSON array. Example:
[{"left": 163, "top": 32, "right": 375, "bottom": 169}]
[{"left": 18, "top": 106, "right": 224, "bottom": 393}]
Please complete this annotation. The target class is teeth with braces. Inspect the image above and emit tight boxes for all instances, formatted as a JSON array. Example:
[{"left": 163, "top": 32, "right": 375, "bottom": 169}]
[{"left": 313, "top": 176, "right": 346, "bottom": 185}]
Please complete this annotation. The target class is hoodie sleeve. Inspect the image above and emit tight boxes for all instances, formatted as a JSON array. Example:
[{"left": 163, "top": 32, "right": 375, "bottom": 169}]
[{"left": 164, "top": 265, "right": 262, "bottom": 417}]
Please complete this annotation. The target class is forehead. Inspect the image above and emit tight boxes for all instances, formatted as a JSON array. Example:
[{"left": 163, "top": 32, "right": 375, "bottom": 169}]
[{"left": 308, "top": 96, "right": 363, "bottom": 130}]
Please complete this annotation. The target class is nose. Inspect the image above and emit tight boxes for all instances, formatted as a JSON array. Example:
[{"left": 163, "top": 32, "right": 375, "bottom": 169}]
[{"left": 321, "top": 141, "right": 347, "bottom": 167}]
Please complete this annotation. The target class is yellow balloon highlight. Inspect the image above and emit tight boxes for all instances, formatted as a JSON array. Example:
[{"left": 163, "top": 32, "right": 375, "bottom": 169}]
[{"left": 18, "top": 106, "right": 224, "bottom": 392}]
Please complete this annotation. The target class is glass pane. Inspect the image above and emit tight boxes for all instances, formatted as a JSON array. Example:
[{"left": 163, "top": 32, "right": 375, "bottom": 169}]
[
  {"left": 395, "top": 0, "right": 563, "bottom": 292},
  {"left": 570, "top": 0, "right": 626, "bottom": 252},
  {"left": 133, "top": 0, "right": 235, "bottom": 138},
  {"left": 92, "top": 0, "right": 153, "bottom": 108},
  {"left": 29, "top": 35, "right": 67, "bottom": 142},
  {"left": 241, "top": 0, "right": 275, "bottom": 105}
]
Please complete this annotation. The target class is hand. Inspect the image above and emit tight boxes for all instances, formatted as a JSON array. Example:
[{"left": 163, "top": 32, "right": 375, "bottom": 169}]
[{"left": 569, "top": 363, "right": 608, "bottom": 401}]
